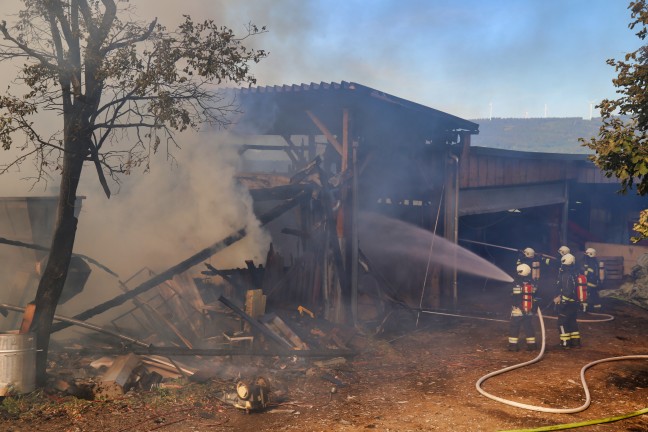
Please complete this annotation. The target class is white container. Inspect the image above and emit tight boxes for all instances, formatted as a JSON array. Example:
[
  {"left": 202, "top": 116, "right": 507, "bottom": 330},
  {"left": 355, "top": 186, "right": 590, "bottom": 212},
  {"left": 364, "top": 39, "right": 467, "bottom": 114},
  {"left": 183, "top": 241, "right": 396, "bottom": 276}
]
[{"left": 0, "top": 332, "right": 36, "bottom": 395}]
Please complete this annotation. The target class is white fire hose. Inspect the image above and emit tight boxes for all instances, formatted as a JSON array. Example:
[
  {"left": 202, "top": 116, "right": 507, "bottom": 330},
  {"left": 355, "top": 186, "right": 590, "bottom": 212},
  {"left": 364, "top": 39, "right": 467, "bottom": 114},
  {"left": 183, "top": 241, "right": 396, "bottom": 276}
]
[{"left": 475, "top": 307, "right": 648, "bottom": 414}]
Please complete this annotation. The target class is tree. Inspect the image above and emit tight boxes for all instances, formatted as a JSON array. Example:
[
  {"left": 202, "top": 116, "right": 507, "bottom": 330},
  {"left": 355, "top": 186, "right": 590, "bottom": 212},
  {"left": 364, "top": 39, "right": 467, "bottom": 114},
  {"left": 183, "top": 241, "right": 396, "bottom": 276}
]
[
  {"left": 581, "top": 1, "right": 648, "bottom": 242},
  {"left": 0, "top": 0, "right": 266, "bottom": 386}
]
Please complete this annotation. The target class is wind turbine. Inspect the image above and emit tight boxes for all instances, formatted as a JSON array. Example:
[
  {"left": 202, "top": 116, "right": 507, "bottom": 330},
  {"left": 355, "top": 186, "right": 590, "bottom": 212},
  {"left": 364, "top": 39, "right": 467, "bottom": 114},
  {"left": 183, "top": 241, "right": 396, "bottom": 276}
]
[{"left": 589, "top": 100, "right": 596, "bottom": 120}]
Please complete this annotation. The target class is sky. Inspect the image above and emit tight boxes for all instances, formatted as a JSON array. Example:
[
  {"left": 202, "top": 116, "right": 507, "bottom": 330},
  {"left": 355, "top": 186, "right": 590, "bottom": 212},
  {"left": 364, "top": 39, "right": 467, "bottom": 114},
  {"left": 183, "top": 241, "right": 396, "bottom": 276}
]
[{"left": 123, "top": 0, "right": 642, "bottom": 120}]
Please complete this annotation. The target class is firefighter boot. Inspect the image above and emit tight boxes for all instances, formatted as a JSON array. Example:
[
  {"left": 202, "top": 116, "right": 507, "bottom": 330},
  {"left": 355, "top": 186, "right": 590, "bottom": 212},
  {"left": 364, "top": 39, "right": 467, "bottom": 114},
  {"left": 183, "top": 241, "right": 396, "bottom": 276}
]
[
  {"left": 507, "top": 343, "right": 519, "bottom": 352},
  {"left": 559, "top": 327, "right": 570, "bottom": 349},
  {"left": 570, "top": 333, "right": 581, "bottom": 348},
  {"left": 526, "top": 342, "right": 538, "bottom": 351},
  {"left": 559, "top": 335, "right": 570, "bottom": 349}
]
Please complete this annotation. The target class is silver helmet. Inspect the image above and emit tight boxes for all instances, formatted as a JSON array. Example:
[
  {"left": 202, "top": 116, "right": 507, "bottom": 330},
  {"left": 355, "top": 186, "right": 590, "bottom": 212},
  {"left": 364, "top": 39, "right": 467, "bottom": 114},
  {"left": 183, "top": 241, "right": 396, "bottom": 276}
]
[
  {"left": 517, "top": 263, "right": 531, "bottom": 277},
  {"left": 561, "top": 253, "right": 575, "bottom": 266}
]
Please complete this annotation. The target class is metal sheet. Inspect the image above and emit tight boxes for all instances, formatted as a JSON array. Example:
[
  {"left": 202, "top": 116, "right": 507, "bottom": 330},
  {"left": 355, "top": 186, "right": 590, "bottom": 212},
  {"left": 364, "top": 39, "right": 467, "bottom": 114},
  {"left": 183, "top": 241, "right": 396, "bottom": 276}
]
[{"left": 459, "top": 182, "right": 566, "bottom": 216}]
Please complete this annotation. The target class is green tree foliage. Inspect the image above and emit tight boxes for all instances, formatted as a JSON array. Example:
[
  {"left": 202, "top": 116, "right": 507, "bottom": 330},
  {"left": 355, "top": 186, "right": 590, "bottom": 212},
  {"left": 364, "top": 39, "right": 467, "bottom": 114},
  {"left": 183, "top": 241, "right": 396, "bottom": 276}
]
[
  {"left": 581, "top": 1, "right": 648, "bottom": 242},
  {"left": 0, "top": 0, "right": 266, "bottom": 385}
]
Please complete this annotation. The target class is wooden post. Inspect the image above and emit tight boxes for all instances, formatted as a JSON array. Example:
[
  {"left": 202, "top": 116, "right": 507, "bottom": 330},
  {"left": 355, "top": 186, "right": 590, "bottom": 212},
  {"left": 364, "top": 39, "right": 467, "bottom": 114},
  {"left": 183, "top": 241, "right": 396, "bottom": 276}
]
[
  {"left": 561, "top": 181, "right": 570, "bottom": 246},
  {"left": 95, "top": 353, "right": 141, "bottom": 399},
  {"left": 350, "top": 139, "right": 359, "bottom": 325},
  {"left": 444, "top": 151, "right": 459, "bottom": 309},
  {"left": 19, "top": 302, "right": 36, "bottom": 334}
]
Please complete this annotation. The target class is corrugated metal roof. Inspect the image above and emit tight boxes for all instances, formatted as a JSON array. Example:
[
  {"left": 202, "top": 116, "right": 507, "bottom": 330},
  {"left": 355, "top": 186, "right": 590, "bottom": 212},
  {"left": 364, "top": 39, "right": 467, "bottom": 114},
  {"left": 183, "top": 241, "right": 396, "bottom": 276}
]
[{"left": 234, "top": 81, "right": 479, "bottom": 137}]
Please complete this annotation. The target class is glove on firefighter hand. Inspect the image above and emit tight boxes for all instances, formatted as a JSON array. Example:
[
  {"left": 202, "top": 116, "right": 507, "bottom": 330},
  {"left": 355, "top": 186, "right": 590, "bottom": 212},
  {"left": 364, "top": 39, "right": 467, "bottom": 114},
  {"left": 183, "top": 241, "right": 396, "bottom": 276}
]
[{"left": 553, "top": 296, "right": 561, "bottom": 305}]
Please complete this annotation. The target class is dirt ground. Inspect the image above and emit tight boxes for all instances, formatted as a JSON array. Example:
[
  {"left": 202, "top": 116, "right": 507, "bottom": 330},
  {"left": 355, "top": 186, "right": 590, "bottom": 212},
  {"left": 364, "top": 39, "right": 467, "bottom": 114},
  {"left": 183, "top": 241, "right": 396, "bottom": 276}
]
[{"left": 2, "top": 280, "right": 648, "bottom": 432}]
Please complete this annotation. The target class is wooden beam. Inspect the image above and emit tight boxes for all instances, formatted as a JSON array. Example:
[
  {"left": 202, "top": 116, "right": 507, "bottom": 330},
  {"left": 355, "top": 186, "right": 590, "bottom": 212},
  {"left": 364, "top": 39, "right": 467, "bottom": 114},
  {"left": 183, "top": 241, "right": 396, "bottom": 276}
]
[
  {"left": 281, "top": 135, "right": 306, "bottom": 165},
  {"left": 342, "top": 109, "right": 349, "bottom": 172},
  {"left": 217, "top": 295, "right": 293, "bottom": 351},
  {"left": 19, "top": 302, "right": 36, "bottom": 334},
  {"left": 305, "top": 110, "right": 343, "bottom": 156},
  {"left": 95, "top": 353, "right": 141, "bottom": 398}
]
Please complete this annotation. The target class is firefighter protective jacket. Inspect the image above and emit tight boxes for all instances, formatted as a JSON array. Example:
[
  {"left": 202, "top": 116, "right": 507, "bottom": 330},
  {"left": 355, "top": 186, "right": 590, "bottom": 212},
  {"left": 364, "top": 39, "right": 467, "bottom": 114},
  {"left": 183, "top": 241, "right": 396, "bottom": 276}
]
[
  {"left": 556, "top": 268, "right": 578, "bottom": 303},
  {"left": 582, "top": 256, "right": 601, "bottom": 288}
]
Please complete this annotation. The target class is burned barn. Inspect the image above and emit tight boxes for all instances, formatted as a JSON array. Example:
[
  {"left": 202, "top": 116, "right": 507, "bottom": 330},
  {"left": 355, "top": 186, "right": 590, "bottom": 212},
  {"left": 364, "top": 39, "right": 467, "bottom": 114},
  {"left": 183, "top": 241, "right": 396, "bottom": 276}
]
[
  {"left": 229, "top": 81, "right": 646, "bottom": 320},
  {"left": 230, "top": 81, "right": 481, "bottom": 322}
]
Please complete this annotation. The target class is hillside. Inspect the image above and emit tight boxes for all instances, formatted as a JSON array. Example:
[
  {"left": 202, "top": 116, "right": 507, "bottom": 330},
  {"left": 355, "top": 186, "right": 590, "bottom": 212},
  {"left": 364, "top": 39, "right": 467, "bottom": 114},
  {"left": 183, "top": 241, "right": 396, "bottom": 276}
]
[{"left": 470, "top": 117, "right": 603, "bottom": 153}]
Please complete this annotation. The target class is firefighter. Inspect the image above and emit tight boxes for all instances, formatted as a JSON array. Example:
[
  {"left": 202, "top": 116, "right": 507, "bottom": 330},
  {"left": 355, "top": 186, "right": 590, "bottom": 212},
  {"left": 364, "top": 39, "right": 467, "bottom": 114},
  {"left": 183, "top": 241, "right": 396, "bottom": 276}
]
[
  {"left": 582, "top": 247, "right": 604, "bottom": 311},
  {"left": 508, "top": 263, "right": 537, "bottom": 352},
  {"left": 553, "top": 253, "right": 581, "bottom": 348},
  {"left": 517, "top": 247, "right": 541, "bottom": 282}
]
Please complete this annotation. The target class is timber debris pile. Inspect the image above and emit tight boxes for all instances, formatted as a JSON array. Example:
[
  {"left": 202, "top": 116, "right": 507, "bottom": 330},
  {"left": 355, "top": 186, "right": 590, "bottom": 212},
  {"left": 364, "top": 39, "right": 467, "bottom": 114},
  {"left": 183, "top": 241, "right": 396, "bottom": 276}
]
[{"left": 0, "top": 158, "right": 377, "bottom": 411}]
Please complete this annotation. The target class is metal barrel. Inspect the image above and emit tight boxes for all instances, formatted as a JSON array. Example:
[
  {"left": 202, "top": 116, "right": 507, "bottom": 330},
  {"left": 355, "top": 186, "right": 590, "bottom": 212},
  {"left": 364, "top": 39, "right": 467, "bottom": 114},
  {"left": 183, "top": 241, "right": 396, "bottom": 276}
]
[{"left": 0, "top": 332, "right": 36, "bottom": 395}]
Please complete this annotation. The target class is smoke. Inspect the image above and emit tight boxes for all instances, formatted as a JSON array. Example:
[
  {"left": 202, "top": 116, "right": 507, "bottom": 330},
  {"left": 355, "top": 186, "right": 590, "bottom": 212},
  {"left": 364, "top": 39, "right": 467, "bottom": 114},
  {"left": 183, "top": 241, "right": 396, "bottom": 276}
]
[{"left": 75, "top": 131, "right": 270, "bottom": 279}]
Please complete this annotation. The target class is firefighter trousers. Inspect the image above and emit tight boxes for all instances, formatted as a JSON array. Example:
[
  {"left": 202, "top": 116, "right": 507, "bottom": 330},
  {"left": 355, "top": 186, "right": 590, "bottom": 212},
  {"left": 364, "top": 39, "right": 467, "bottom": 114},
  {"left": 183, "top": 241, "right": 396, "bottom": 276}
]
[
  {"left": 588, "top": 284, "right": 601, "bottom": 308},
  {"left": 508, "top": 315, "right": 536, "bottom": 346},
  {"left": 557, "top": 302, "right": 580, "bottom": 347}
]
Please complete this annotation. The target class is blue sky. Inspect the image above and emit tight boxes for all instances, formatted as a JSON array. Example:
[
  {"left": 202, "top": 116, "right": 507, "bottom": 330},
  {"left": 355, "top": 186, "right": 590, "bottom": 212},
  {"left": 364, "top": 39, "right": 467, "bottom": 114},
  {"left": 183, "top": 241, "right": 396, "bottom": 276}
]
[
  {"left": 214, "top": 0, "right": 642, "bottom": 120},
  {"left": 1, "top": 0, "right": 641, "bottom": 120}
]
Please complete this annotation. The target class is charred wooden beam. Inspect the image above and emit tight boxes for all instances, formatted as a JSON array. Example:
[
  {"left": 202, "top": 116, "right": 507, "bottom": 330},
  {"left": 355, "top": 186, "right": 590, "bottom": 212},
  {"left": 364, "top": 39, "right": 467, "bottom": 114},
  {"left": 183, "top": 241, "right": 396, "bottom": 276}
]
[
  {"left": 281, "top": 134, "right": 307, "bottom": 166},
  {"left": 0, "top": 303, "right": 150, "bottom": 347},
  {"left": 290, "top": 155, "right": 322, "bottom": 185},
  {"left": 217, "top": 295, "right": 292, "bottom": 351},
  {"left": 0, "top": 236, "right": 118, "bottom": 276},
  {"left": 245, "top": 260, "right": 263, "bottom": 288},
  {"left": 202, "top": 264, "right": 265, "bottom": 294}
]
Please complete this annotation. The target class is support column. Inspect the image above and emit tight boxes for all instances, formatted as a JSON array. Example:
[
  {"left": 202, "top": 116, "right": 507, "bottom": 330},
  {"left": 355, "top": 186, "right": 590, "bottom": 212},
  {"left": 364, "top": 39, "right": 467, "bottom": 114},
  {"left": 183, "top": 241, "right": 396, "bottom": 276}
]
[
  {"left": 443, "top": 151, "right": 459, "bottom": 309},
  {"left": 351, "top": 139, "right": 359, "bottom": 325},
  {"left": 561, "top": 181, "right": 570, "bottom": 246}
]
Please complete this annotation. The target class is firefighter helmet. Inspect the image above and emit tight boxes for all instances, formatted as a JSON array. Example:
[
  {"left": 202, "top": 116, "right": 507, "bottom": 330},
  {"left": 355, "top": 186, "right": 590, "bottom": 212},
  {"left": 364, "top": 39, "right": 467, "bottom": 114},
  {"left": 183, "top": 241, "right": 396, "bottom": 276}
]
[
  {"left": 585, "top": 247, "right": 596, "bottom": 258},
  {"left": 523, "top": 247, "right": 535, "bottom": 258},
  {"left": 517, "top": 263, "right": 531, "bottom": 277},
  {"left": 558, "top": 245, "right": 570, "bottom": 256},
  {"left": 561, "top": 253, "right": 575, "bottom": 266}
]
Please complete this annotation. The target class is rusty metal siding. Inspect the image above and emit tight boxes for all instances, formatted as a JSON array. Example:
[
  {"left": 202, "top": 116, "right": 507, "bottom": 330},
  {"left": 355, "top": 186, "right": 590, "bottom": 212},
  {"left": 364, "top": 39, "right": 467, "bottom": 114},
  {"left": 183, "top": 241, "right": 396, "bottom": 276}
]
[{"left": 460, "top": 148, "right": 606, "bottom": 189}]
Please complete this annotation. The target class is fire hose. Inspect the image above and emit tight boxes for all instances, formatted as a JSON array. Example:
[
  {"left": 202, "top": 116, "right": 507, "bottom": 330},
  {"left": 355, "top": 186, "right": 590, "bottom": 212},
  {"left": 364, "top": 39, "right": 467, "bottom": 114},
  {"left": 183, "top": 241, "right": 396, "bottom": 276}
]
[
  {"left": 475, "top": 306, "right": 648, "bottom": 418},
  {"left": 498, "top": 407, "right": 648, "bottom": 432}
]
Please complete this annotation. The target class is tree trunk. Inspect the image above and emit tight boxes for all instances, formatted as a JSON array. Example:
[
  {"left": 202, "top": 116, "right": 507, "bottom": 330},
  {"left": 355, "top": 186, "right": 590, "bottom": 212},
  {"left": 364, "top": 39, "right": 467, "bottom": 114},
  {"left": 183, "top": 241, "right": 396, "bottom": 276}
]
[{"left": 29, "top": 146, "right": 85, "bottom": 387}]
